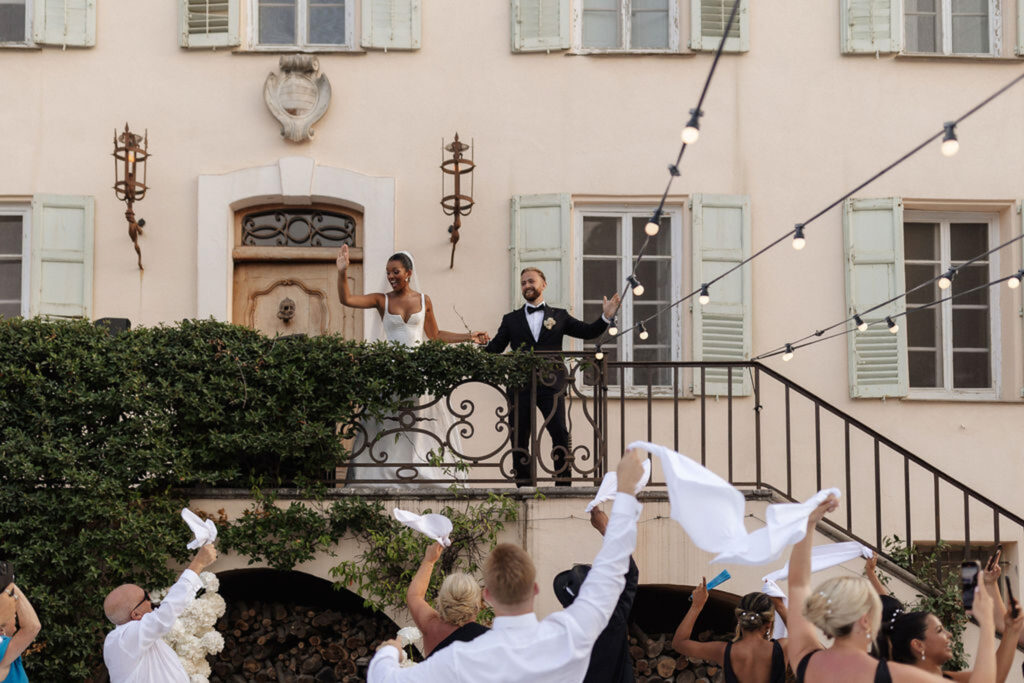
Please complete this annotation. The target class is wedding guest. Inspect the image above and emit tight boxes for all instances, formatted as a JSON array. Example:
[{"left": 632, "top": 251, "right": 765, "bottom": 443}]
[
  {"left": 786, "top": 496, "right": 997, "bottom": 682},
  {"left": 103, "top": 543, "right": 217, "bottom": 683},
  {"left": 551, "top": 507, "right": 638, "bottom": 683},
  {"left": 673, "top": 582, "right": 787, "bottom": 683},
  {"left": 484, "top": 267, "right": 620, "bottom": 486},
  {"left": 407, "top": 542, "right": 488, "bottom": 657},
  {"left": 0, "top": 583, "right": 41, "bottom": 682},
  {"left": 367, "top": 447, "right": 648, "bottom": 682}
]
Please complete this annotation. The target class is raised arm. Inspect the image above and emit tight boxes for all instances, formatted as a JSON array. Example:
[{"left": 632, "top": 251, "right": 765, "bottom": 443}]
[
  {"left": 563, "top": 294, "right": 620, "bottom": 340},
  {"left": 671, "top": 577, "right": 726, "bottom": 664},
  {"left": 982, "top": 549, "right": 1005, "bottom": 633},
  {"left": 422, "top": 295, "right": 488, "bottom": 344},
  {"left": 864, "top": 554, "right": 888, "bottom": 596},
  {"left": 994, "top": 599, "right": 1022, "bottom": 683},
  {"left": 406, "top": 543, "right": 444, "bottom": 636},
  {"left": 336, "top": 245, "right": 385, "bottom": 311},
  {"left": 0, "top": 584, "right": 41, "bottom": 670},
  {"left": 785, "top": 496, "right": 838, "bottom": 667}
]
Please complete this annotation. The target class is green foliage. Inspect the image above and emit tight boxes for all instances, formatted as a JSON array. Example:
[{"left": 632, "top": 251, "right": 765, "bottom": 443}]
[
  {"left": 0, "top": 318, "right": 538, "bottom": 680},
  {"left": 883, "top": 535, "right": 969, "bottom": 671}
]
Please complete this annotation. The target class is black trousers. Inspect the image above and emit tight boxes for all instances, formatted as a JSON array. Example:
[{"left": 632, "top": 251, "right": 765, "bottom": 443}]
[{"left": 511, "top": 388, "right": 571, "bottom": 486}]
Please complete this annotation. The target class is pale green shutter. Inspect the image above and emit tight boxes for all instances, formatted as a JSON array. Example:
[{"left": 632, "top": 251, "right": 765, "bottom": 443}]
[
  {"left": 510, "top": 194, "right": 571, "bottom": 311},
  {"left": 843, "top": 198, "right": 907, "bottom": 398},
  {"left": 179, "top": 0, "right": 240, "bottom": 48},
  {"left": 361, "top": 0, "right": 421, "bottom": 50},
  {"left": 690, "top": 0, "right": 750, "bottom": 52},
  {"left": 691, "top": 194, "right": 751, "bottom": 396},
  {"left": 841, "top": 0, "right": 901, "bottom": 54},
  {"left": 1018, "top": 0, "right": 1024, "bottom": 55},
  {"left": 30, "top": 195, "right": 94, "bottom": 319},
  {"left": 511, "top": 0, "right": 569, "bottom": 53},
  {"left": 33, "top": 0, "right": 96, "bottom": 47}
]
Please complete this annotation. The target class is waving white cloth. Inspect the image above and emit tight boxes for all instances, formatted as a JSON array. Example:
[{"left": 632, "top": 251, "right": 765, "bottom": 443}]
[
  {"left": 759, "top": 542, "right": 873, "bottom": 638},
  {"left": 629, "top": 441, "right": 840, "bottom": 565},
  {"left": 394, "top": 508, "right": 453, "bottom": 547},
  {"left": 584, "top": 460, "right": 651, "bottom": 512},
  {"left": 181, "top": 508, "right": 217, "bottom": 551}
]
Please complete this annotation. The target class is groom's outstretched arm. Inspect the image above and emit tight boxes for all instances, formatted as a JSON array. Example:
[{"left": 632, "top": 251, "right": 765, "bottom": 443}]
[{"left": 484, "top": 314, "right": 511, "bottom": 353}]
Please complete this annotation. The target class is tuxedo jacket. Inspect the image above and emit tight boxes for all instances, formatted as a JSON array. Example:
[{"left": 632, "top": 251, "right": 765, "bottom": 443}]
[{"left": 485, "top": 305, "right": 608, "bottom": 355}]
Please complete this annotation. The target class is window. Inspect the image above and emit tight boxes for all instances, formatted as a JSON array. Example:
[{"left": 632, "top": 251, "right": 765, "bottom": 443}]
[
  {"left": 0, "top": 207, "right": 29, "bottom": 318},
  {"left": 575, "top": 0, "right": 678, "bottom": 51},
  {"left": 254, "top": 0, "right": 352, "bottom": 48},
  {"left": 903, "top": 212, "right": 998, "bottom": 394},
  {"left": 575, "top": 206, "right": 682, "bottom": 388},
  {"left": 0, "top": 0, "right": 29, "bottom": 44},
  {"left": 904, "top": 0, "right": 994, "bottom": 55}
]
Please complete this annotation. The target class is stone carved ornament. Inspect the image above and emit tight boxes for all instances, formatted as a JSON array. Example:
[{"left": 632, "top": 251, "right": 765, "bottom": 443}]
[{"left": 264, "top": 55, "right": 332, "bottom": 142}]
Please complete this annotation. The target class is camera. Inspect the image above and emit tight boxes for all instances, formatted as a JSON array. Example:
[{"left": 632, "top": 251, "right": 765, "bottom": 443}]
[{"left": 960, "top": 561, "right": 980, "bottom": 610}]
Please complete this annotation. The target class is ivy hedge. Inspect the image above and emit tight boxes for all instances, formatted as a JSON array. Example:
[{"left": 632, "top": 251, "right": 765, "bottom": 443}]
[{"left": 0, "top": 318, "right": 537, "bottom": 680}]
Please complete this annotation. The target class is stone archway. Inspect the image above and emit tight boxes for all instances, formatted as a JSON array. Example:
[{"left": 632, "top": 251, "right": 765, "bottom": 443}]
[{"left": 211, "top": 568, "right": 401, "bottom": 683}]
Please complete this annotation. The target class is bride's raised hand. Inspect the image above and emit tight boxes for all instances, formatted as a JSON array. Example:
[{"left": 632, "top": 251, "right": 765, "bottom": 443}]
[{"left": 336, "top": 244, "right": 350, "bottom": 272}]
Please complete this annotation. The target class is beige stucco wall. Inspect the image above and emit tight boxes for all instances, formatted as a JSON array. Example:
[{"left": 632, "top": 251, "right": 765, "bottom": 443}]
[{"left": 2, "top": 0, "right": 1023, "bottom": 581}]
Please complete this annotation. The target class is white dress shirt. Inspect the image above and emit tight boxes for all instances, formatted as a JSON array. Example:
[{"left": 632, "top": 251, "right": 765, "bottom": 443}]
[
  {"left": 368, "top": 494, "right": 642, "bottom": 683},
  {"left": 104, "top": 569, "right": 201, "bottom": 683},
  {"left": 524, "top": 300, "right": 546, "bottom": 342}
]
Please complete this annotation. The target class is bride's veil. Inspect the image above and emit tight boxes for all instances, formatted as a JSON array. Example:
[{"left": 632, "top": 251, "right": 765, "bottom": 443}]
[{"left": 365, "top": 250, "right": 421, "bottom": 342}]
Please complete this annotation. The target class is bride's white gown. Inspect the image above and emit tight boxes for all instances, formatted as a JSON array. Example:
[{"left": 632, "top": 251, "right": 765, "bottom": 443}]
[{"left": 347, "top": 293, "right": 465, "bottom": 487}]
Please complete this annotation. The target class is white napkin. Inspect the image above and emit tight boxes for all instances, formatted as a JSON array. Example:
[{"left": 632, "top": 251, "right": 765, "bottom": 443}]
[
  {"left": 393, "top": 508, "right": 453, "bottom": 547},
  {"left": 629, "top": 441, "right": 840, "bottom": 566},
  {"left": 181, "top": 508, "right": 217, "bottom": 551},
  {"left": 759, "top": 542, "right": 872, "bottom": 639},
  {"left": 584, "top": 460, "right": 652, "bottom": 512}
]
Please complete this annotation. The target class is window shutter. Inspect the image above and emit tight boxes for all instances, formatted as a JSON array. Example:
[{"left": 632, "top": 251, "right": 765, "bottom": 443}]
[
  {"left": 33, "top": 0, "right": 95, "bottom": 47},
  {"left": 1018, "top": 0, "right": 1024, "bottom": 55},
  {"left": 511, "top": 0, "right": 568, "bottom": 53},
  {"left": 841, "top": 0, "right": 901, "bottom": 54},
  {"left": 691, "top": 194, "right": 751, "bottom": 396},
  {"left": 361, "top": 0, "right": 421, "bottom": 50},
  {"left": 842, "top": 198, "right": 907, "bottom": 398},
  {"left": 690, "top": 0, "right": 749, "bottom": 53},
  {"left": 179, "top": 0, "right": 239, "bottom": 48},
  {"left": 30, "top": 194, "right": 93, "bottom": 320},
  {"left": 510, "top": 194, "right": 571, "bottom": 311}
]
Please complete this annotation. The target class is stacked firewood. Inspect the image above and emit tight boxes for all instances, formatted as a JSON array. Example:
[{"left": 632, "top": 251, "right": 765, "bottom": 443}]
[
  {"left": 208, "top": 600, "right": 402, "bottom": 683},
  {"left": 629, "top": 627, "right": 728, "bottom": 683}
]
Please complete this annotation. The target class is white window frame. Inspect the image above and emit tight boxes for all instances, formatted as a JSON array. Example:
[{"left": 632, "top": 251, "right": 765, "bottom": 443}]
[
  {"left": 904, "top": 210, "right": 1000, "bottom": 400},
  {"left": 902, "top": 0, "right": 1001, "bottom": 57},
  {"left": 0, "top": 204, "right": 31, "bottom": 318},
  {"left": 573, "top": 203, "right": 684, "bottom": 396},
  {"left": 571, "top": 0, "right": 681, "bottom": 54},
  {"left": 0, "top": 0, "right": 34, "bottom": 47},
  {"left": 247, "top": 0, "right": 357, "bottom": 51}
]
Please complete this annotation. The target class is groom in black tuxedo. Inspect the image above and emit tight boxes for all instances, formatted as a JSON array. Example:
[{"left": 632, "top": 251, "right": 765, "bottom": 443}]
[{"left": 485, "top": 267, "right": 621, "bottom": 486}]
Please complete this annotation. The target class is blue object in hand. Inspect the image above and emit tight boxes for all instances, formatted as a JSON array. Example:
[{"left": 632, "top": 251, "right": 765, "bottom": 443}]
[{"left": 689, "top": 569, "right": 731, "bottom": 600}]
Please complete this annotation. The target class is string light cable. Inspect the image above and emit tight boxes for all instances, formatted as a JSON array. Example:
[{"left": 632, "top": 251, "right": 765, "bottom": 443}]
[
  {"left": 606, "top": 67, "right": 1024, "bottom": 344},
  {"left": 753, "top": 229, "right": 1024, "bottom": 361}
]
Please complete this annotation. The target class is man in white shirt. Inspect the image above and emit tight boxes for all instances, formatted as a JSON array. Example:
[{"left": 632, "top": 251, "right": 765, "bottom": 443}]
[
  {"left": 368, "top": 447, "right": 647, "bottom": 683},
  {"left": 103, "top": 543, "right": 217, "bottom": 682}
]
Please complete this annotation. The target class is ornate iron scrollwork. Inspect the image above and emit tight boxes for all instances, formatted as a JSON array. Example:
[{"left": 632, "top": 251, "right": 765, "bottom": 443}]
[{"left": 242, "top": 210, "right": 356, "bottom": 247}]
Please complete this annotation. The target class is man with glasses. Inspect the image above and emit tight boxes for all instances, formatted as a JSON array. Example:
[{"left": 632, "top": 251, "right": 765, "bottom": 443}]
[{"left": 103, "top": 543, "right": 217, "bottom": 682}]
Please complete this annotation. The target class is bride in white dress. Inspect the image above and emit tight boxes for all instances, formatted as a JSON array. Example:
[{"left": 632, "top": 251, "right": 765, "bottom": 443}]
[{"left": 336, "top": 245, "right": 489, "bottom": 486}]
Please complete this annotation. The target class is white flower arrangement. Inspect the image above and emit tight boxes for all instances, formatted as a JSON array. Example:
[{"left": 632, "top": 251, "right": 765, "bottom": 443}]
[
  {"left": 152, "top": 571, "right": 227, "bottom": 683},
  {"left": 396, "top": 626, "right": 423, "bottom": 668}
]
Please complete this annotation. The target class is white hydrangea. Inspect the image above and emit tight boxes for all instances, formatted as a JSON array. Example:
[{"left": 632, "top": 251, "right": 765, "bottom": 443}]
[{"left": 159, "top": 573, "right": 228, "bottom": 683}]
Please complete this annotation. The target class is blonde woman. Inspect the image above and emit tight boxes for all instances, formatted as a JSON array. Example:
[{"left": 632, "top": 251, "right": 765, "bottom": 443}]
[
  {"left": 406, "top": 543, "right": 488, "bottom": 657},
  {"left": 672, "top": 583, "right": 787, "bottom": 683},
  {"left": 787, "top": 495, "right": 997, "bottom": 683}
]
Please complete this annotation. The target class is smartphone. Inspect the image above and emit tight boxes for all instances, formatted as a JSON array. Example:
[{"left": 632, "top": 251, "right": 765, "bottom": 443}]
[
  {"left": 961, "top": 561, "right": 980, "bottom": 610},
  {"left": 1006, "top": 577, "right": 1020, "bottom": 619}
]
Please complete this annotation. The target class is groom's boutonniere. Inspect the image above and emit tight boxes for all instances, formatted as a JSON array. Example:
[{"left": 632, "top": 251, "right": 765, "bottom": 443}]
[{"left": 543, "top": 316, "right": 556, "bottom": 330}]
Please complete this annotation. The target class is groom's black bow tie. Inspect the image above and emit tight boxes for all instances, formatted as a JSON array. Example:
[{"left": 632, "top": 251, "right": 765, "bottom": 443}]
[{"left": 525, "top": 303, "right": 546, "bottom": 314}]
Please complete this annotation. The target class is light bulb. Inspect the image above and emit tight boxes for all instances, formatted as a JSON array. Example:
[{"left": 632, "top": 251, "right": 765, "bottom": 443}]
[
  {"left": 941, "top": 122, "right": 959, "bottom": 157},
  {"left": 854, "top": 314, "right": 868, "bottom": 332},
  {"left": 128, "top": 151, "right": 136, "bottom": 164},
  {"left": 594, "top": 347, "right": 604, "bottom": 361},
  {"left": 698, "top": 285, "right": 710, "bottom": 306},
  {"left": 627, "top": 275, "right": 644, "bottom": 297},
  {"left": 681, "top": 125, "right": 700, "bottom": 145},
  {"left": 938, "top": 268, "right": 955, "bottom": 290},
  {"left": 644, "top": 220, "right": 660, "bottom": 236},
  {"left": 638, "top": 322, "right": 649, "bottom": 340},
  {"left": 886, "top": 316, "right": 899, "bottom": 334},
  {"left": 792, "top": 224, "right": 806, "bottom": 251},
  {"left": 1009, "top": 271, "right": 1023, "bottom": 289},
  {"left": 608, "top": 319, "right": 618, "bottom": 336},
  {"left": 782, "top": 344, "right": 794, "bottom": 362},
  {"left": 633, "top": 284, "right": 644, "bottom": 296}
]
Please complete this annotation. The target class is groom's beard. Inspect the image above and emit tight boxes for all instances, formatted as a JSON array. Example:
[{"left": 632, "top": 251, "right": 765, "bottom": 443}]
[{"left": 522, "top": 288, "right": 540, "bottom": 302}]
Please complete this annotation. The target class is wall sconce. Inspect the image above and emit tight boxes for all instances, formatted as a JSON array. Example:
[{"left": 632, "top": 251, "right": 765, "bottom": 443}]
[
  {"left": 440, "top": 133, "right": 474, "bottom": 269},
  {"left": 112, "top": 123, "right": 150, "bottom": 269}
]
